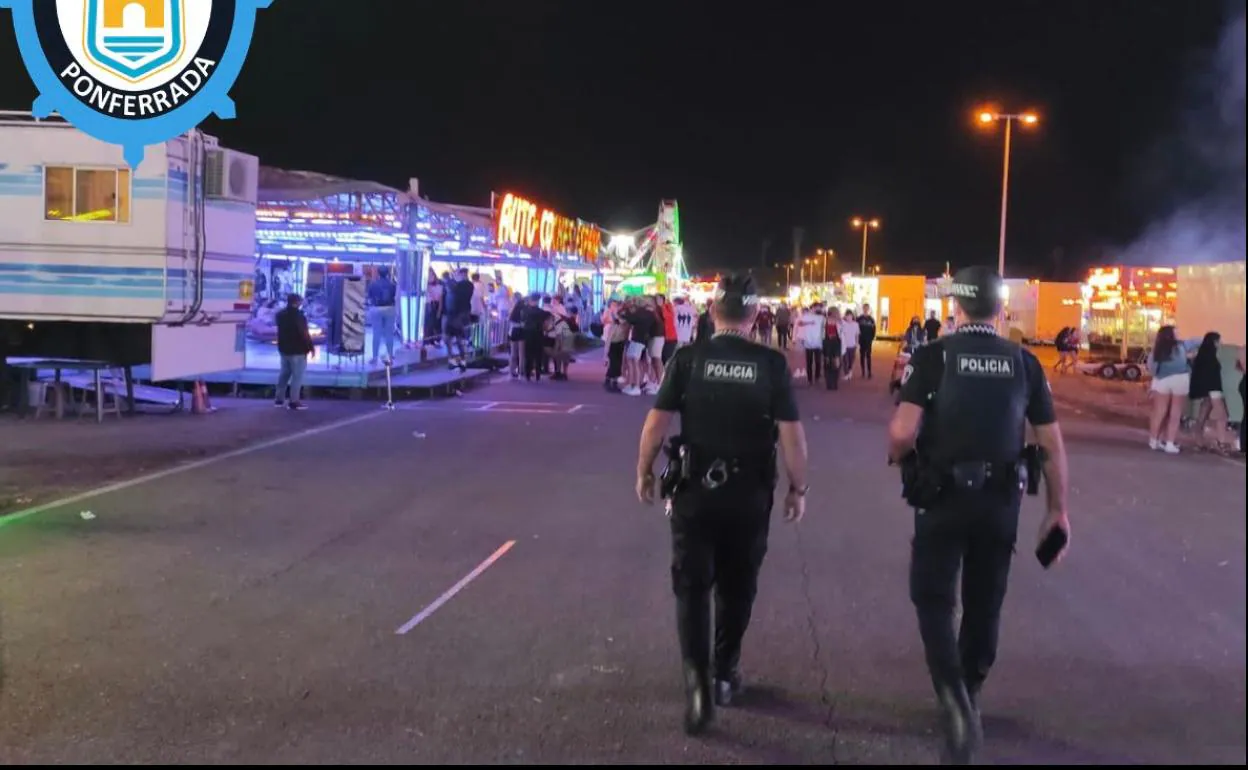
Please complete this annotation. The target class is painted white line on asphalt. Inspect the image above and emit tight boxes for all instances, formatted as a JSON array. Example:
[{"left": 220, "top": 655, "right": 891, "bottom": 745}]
[
  {"left": 488, "top": 407, "right": 565, "bottom": 414},
  {"left": 396, "top": 540, "right": 516, "bottom": 635},
  {"left": 568, "top": 404, "right": 585, "bottom": 413},
  {"left": 471, "top": 401, "right": 499, "bottom": 412},
  {"left": 0, "top": 409, "right": 388, "bottom": 529}
]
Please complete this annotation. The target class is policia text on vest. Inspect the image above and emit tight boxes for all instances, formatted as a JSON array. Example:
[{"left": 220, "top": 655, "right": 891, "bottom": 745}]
[
  {"left": 887, "top": 288, "right": 1072, "bottom": 764},
  {"left": 635, "top": 289, "right": 809, "bottom": 738}
]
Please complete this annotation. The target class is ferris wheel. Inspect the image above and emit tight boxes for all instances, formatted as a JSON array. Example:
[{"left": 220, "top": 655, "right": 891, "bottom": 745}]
[{"left": 605, "top": 200, "right": 689, "bottom": 289}]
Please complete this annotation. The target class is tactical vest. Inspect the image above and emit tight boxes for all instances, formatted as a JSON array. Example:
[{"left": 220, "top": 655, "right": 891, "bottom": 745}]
[
  {"left": 920, "top": 332, "right": 1029, "bottom": 466},
  {"left": 682, "top": 336, "right": 778, "bottom": 458}
]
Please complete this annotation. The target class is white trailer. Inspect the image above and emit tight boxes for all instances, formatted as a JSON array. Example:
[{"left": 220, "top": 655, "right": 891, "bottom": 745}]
[
  {"left": 1177, "top": 261, "right": 1246, "bottom": 347},
  {"left": 0, "top": 111, "right": 259, "bottom": 381}
]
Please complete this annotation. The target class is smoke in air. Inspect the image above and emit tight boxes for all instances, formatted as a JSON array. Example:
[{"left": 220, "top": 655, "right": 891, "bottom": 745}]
[{"left": 1121, "top": 10, "right": 1246, "bottom": 267}]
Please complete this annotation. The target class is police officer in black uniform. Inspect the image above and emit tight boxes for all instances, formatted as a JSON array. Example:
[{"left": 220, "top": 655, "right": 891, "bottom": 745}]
[
  {"left": 635, "top": 273, "right": 810, "bottom": 736},
  {"left": 887, "top": 266, "right": 1072, "bottom": 764}
]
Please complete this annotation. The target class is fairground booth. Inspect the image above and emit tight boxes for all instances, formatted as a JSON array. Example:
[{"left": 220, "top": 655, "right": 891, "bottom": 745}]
[
  {"left": 491, "top": 191, "right": 604, "bottom": 312},
  {"left": 251, "top": 167, "right": 418, "bottom": 377}
]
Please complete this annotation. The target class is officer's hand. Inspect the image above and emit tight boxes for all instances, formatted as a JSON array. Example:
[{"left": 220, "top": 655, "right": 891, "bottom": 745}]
[
  {"left": 636, "top": 471, "right": 657, "bottom": 505},
  {"left": 783, "top": 490, "right": 805, "bottom": 523}
]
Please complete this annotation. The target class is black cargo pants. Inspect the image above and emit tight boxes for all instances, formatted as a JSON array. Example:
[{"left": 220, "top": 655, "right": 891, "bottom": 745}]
[
  {"left": 670, "top": 479, "right": 773, "bottom": 681},
  {"left": 909, "top": 486, "right": 1021, "bottom": 699}
]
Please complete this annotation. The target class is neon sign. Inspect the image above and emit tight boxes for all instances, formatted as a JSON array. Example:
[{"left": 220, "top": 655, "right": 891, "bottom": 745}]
[{"left": 495, "top": 192, "right": 601, "bottom": 262}]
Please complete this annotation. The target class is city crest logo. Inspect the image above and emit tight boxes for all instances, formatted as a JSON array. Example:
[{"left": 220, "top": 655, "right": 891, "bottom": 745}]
[{"left": 0, "top": 0, "right": 273, "bottom": 167}]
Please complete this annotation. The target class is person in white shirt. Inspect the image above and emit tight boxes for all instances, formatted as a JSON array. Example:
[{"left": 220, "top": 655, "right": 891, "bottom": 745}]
[
  {"left": 672, "top": 295, "right": 697, "bottom": 346},
  {"left": 839, "top": 309, "right": 861, "bottom": 380},
  {"left": 796, "top": 303, "right": 826, "bottom": 386}
]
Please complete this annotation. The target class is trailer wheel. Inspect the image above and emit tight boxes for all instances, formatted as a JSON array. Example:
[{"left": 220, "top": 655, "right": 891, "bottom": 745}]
[
  {"left": 1122, "top": 364, "right": 1142, "bottom": 382},
  {"left": 1098, "top": 363, "right": 1118, "bottom": 379}
]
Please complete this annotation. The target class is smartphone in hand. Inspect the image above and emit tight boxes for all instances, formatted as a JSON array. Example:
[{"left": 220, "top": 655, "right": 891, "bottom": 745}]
[{"left": 1035, "top": 524, "right": 1069, "bottom": 569}]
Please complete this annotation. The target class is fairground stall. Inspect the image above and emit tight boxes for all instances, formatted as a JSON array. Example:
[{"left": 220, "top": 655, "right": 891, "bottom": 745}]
[
  {"left": 410, "top": 194, "right": 537, "bottom": 354},
  {"left": 841, "top": 273, "right": 927, "bottom": 337},
  {"left": 492, "top": 191, "right": 604, "bottom": 311},
  {"left": 1083, "top": 265, "right": 1177, "bottom": 361},
  {"left": 250, "top": 167, "right": 417, "bottom": 381}
]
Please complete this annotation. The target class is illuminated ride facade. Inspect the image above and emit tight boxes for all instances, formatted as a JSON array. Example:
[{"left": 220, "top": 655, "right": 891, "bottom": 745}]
[
  {"left": 491, "top": 191, "right": 604, "bottom": 311},
  {"left": 251, "top": 167, "right": 414, "bottom": 374}
]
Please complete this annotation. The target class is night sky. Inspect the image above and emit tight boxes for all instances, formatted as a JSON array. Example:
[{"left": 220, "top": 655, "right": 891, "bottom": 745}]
[{"left": 2, "top": 1, "right": 1243, "bottom": 281}]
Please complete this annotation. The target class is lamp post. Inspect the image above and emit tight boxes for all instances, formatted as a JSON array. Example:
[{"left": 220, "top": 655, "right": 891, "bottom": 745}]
[
  {"left": 775, "top": 262, "right": 793, "bottom": 292},
  {"left": 850, "top": 217, "right": 881, "bottom": 275},
  {"left": 814, "top": 248, "right": 834, "bottom": 283},
  {"left": 976, "top": 109, "right": 1039, "bottom": 278}
]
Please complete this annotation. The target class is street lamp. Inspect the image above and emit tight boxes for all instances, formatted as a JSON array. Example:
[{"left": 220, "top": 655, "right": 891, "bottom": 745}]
[
  {"left": 774, "top": 262, "right": 793, "bottom": 291},
  {"left": 976, "top": 108, "right": 1040, "bottom": 278},
  {"left": 850, "top": 217, "right": 881, "bottom": 275},
  {"left": 814, "top": 248, "right": 834, "bottom": 283}
]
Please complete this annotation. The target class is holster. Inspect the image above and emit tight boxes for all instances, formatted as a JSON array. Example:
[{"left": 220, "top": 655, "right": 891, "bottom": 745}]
[
  {"left": 660, "top": 437, "right": 689, "bottom": 500},
  {"left": 899, "top": 452, "right": 943, "bottom": 509}
]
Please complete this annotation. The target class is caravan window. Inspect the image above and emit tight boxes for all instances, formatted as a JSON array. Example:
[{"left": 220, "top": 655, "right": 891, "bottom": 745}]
[{"left": 43, "top": 166, "right": 132, "bottom": 223}]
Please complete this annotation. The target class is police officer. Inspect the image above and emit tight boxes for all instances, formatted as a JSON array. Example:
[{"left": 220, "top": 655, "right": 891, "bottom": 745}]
[
  {"left": 635, "top": 273, "right": 809, "bottom": 735},
  {"left": 887, "top": 266, "right": 1072, "bottom": 764}
]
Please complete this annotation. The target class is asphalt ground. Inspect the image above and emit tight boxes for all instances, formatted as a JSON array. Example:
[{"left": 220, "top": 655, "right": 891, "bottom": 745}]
[{"left": 0, "top": 352, "right": 1243, "bottom": 765}]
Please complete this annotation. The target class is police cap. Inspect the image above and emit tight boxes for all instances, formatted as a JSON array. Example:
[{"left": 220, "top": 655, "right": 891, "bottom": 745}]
[
  {"left": 712, "top": 273, "right": 760, "bottom": 316},
  {"left": 948, "top": 265, "right": 1003, "bottom": 319}
]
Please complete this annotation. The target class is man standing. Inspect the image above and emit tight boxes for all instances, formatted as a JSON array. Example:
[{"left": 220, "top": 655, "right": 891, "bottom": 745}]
[
  {"left": 888, "top": 266, "right": 1071, "bottom": 764},
  {"left": 774, "top": 302, "right": 792, "bottom": 349},
  {"left": 275, "top": 293, "right": 315, "bottom": 411},
  {"left": 635, "top": 274, "right": 809, "bottom": 736},
  {"left": 857, "top": 303, "right": 877, "bottom": 378},
  {"left": 442, "top": 268, "right": 474, "bottom": 370},
  {"left": 924, "top": 310, "right": 943, "bottom": 343},
  {"left": 672, "top": 295, "right": 697, "bottom": 349},
  {"left": 367, "top": 266, "right": 398, "bottom": 366}
]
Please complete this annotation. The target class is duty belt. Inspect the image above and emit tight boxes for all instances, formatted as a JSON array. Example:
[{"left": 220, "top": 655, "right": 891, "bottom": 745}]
[{"left": 688, "top": 450, "right": 774, "bottom": 491}]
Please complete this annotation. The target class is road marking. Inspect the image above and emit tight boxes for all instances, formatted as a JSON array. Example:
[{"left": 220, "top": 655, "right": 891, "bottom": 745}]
[
  {"left": 568, "top": 404, "right": 585, "bottom": 413},
  {"left": 0, "top": 409, "right": 387, "bottom": 529},
  {"left": 396, "top": 540, "right": 516, "bottom": 635},
  {"left": 489, "top": 407, "right": 567, "bottom": 414},
  {"left": 471, "top": 401, "right": 499, "bottom": 412}
]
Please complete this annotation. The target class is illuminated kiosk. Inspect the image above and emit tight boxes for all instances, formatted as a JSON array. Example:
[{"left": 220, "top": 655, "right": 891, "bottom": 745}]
[
  {"left": 492, "top": 191, "right": 604, "bottom": 311},
  {"left": 249, "top": 167, "right": 417, "bottom": 385}
]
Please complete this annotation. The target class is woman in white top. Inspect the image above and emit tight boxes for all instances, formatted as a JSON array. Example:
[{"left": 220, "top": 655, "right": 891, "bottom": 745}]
[{"left": 839, "top": 310, "right": 860, "bottom": 379}]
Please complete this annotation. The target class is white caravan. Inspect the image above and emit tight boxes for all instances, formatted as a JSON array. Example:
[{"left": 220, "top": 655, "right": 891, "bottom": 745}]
[{"left": 0, "top": 111, "right": 258, "bottom": 380}]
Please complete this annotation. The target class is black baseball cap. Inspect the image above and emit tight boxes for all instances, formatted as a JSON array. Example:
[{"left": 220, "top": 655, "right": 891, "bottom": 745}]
[
  {"left": 948, "top": 265, "right": 1003, "bottom": 319},
  {"left": 713, "top": 273, "right": 760, "bottom": 312}
]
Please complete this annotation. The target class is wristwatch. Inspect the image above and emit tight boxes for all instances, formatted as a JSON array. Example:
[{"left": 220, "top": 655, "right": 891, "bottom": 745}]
[{"left": 789, "top": 484, "right": 809, "bottom": 496}]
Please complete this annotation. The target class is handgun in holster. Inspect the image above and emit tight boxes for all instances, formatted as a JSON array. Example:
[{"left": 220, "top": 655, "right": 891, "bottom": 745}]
[
  {"left": 899, "top": 451, "right": 943, "bottom": 509},
  {"left": 1020, "top": 444, "right": 1046, "bottom": 497},
  {"left": 659, "top": 437, "right": 691, "bottom": 500}
]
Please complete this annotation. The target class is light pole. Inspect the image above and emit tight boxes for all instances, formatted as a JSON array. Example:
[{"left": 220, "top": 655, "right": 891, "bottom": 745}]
[
  {"left": 976, "top": 108, "right": 1039, "bottom": 278},
  {"left": 775, "top": 262, "right": 793, "bottom": 292},
  {"left": 814, "top": 248, "right": 834, "bottom": 283},
  {"left": 850, "top": 217, "right": 881, "bottom": 275}
]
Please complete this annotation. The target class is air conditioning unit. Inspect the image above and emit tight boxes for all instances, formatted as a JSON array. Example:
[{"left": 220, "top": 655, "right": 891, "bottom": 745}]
[{"left": 204, "top": 148, "right": 259, "bottom": 204}]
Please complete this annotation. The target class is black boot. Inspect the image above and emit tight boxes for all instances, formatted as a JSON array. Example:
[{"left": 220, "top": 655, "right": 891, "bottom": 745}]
[
  {"left": 676, "top": 592, "right": 714, "bottom": 735},
  {"left": 714, "top": 591, "right": 755, "bottom": 707},
  {"left": 682, "top": 661, "right": 714, "bottom": 735},
  {"left": 935, "top": 681, "right": 982, "bottom": 765},
  {"left": 714, "top": 670, "right": 744, "bottom": 707}
]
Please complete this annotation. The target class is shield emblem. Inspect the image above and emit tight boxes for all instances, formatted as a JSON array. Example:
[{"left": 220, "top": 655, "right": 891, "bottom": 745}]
[{"left": 84, "top": 0, "right": 186, "bottom": 83}]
